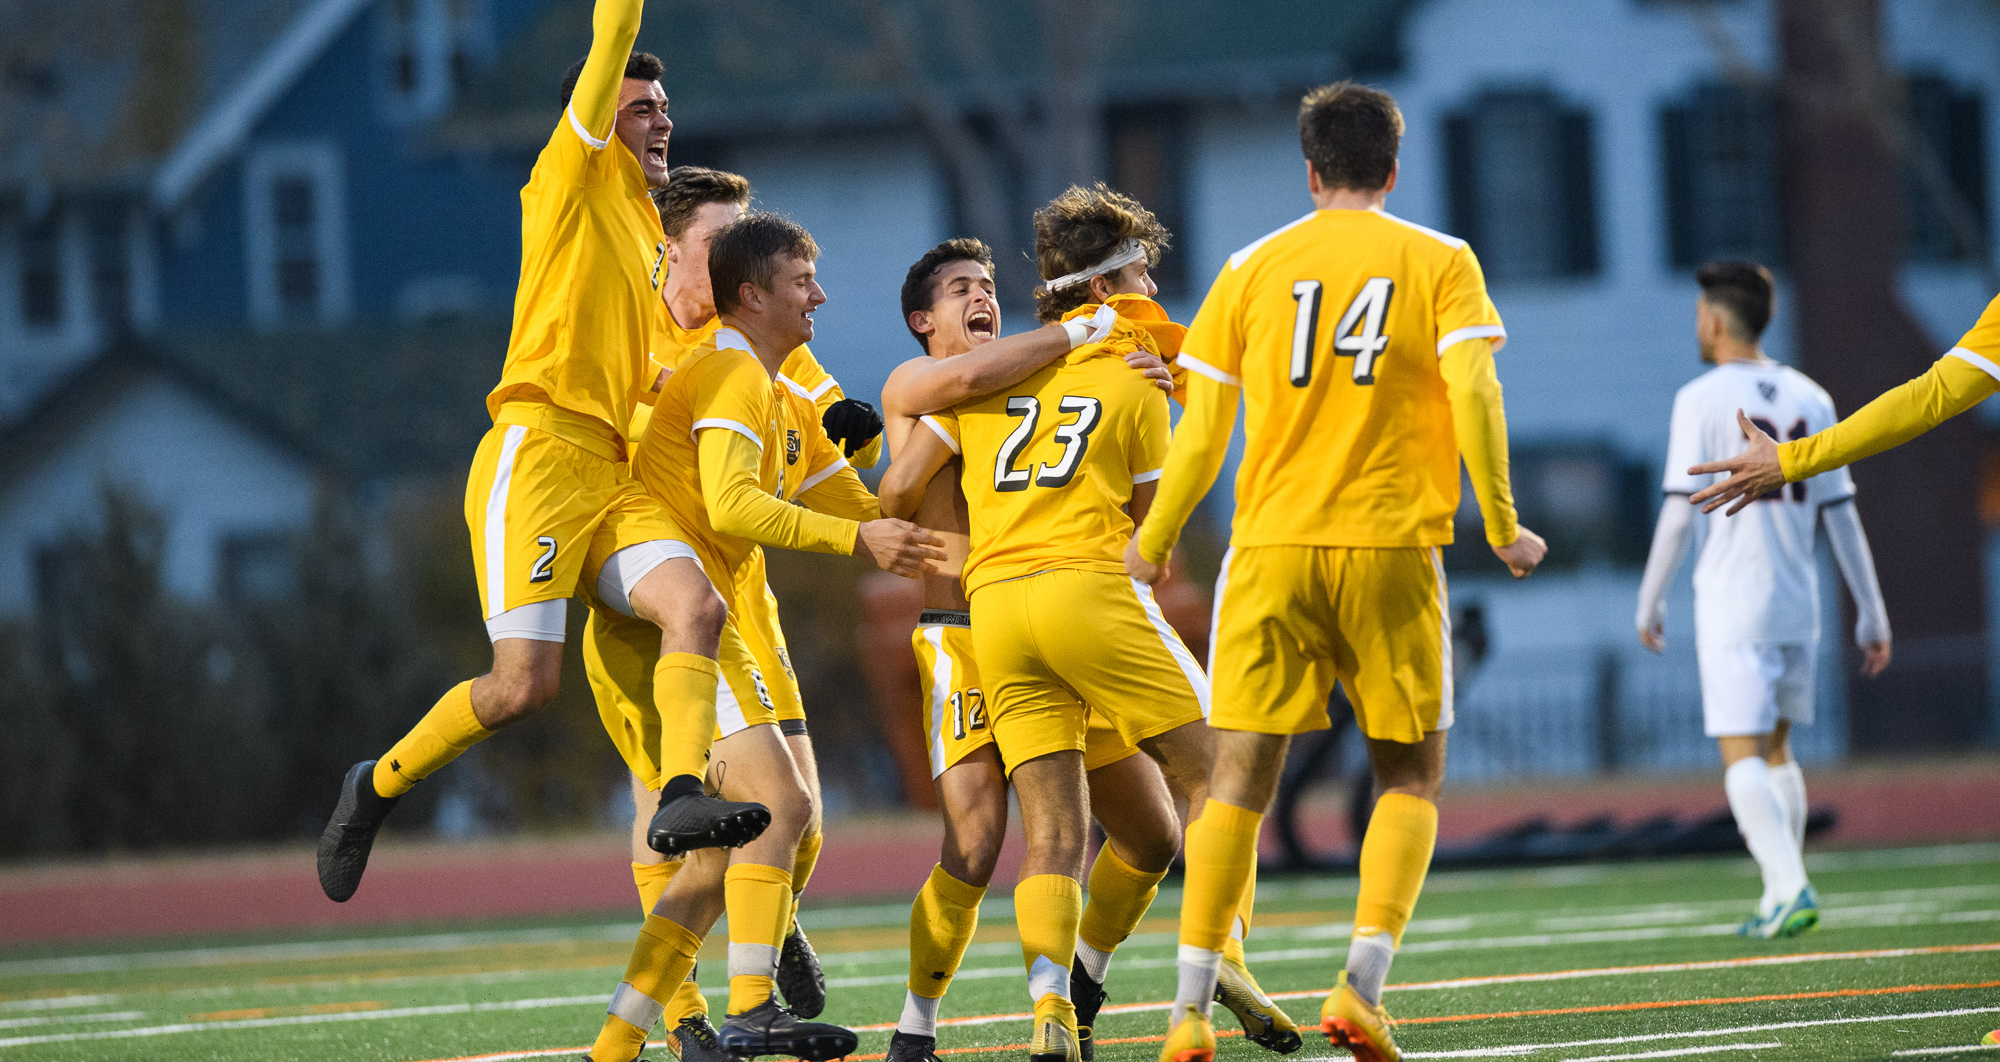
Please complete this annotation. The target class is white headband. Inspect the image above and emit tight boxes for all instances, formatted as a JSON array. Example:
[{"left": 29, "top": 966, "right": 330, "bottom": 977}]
[{"left": 1038, "top": 239, "right": 1149, "bottom": 294}]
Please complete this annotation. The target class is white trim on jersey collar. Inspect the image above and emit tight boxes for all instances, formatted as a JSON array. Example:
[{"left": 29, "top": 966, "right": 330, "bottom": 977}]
[
  {"left": 1947, "top": 346, "right": 2000, "bottom": 385},
  {"left": 1038, "top": 239, "right": 1148, "bottom": 293},
  {"left": 715, "top": 327, "right": 754, "bottom": 353}
]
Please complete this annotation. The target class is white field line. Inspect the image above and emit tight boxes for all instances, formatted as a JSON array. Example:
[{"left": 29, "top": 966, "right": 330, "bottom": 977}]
[
  {"left": 0, "top": 994, "right": 605, "bottom": 1049},
  {"left": 0, "top": 925, "right": 639, "bottom": 979},
  {"left": 846, "top": 942, "right": 2000, "bottom": 1031},
  {"left": 0, "top": 1010, "right": 145, "bottom": 1030},
  {"left": 1893, "top": 1046, "right": 2000, "bottom": 1057},
  {"left": 1565, "top": 1044, "right": 1782, "bottom": 1062},
  {"left": 0, "top": 993, "right": 119, "bottom": 1011},
  {"left": 1398, "top": 1006, "right": 2000, "bottom": 1059}
]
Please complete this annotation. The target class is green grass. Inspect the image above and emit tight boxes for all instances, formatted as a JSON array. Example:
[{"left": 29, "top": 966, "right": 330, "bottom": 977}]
[{"left": 3, "top": 844, "right": 1999, "bottom": 1062}]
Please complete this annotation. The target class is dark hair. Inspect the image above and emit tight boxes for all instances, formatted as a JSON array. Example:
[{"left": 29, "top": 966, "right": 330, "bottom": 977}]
[
  {"left": 558, "top": 51, "right": 665, "bottom": 107},
  {"left": 1298, "top": 81, "right": 1404, "bottom": 191},
  {"left": 651, "top": 167, "right": 752, "bottom": 240},
  {"left": 899, "top": 239, "right": 996, "bottom": 351},
  {"left": 710, "top": 212, "right": 820, "bottom": 316},
  {"left": 1695, "top": 260, "right": 1776, "bottom": 340},
  {"left": 1031, "top": 183, "right": 1171, "bottom": 324}
]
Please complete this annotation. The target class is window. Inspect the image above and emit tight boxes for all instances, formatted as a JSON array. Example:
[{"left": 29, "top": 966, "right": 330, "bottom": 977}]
[
  {"left": 1106, "top": 105, "right": 1192, "bottom": 298},
  {"left": 1904, "top": 74, "right": 1988, "bottom": 262},
  {"left": 84, "top": 201, "right": 131, "bottom": 332},
  {"left": 1661, "top": 83, "right": 1784, "bottom": 269},
  {"left": 377, "top": 0, "right": 489, "bottom": 122},
  {"left": 244, "top": 143, "right": 351, "bottom": 327},
  {"left": 1444, "top": 89, "right": 1599, "bottom": 281},
  {"left": 20, "top": 210, "right": 63, "bottom": 329}
]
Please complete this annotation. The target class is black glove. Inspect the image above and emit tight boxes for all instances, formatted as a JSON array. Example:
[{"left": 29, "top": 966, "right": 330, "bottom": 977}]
[{"left": 822, "top": 398, "right": 884, "bottom": 458}]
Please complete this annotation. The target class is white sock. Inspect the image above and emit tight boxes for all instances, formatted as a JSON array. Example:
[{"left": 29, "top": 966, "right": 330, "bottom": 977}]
[
  {"left": 897, "top": 992, "right": 941, "bottom": 1037},
  {"left": 1768, "top": 759, "right": 1807, "bottom": 849},
  {"left": 1027, "top": 954, "right": 1069, "bottom": 1005},
  {"left": 1725, "top": 757, "right": 1809, "bottom": 916},
  {"left": 1075, "top": 939, "right": 1114, "bottom": 982},
  {"left": 1344, "top": 931, "right": 1396, "bottom": 1007},
  {"left": 1172, "top": 944, "right": 1221, "bottom": 1024}
]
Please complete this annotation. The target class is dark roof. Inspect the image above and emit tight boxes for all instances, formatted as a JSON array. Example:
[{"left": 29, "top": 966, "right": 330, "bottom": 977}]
[
  {"left": 0, "top": 340, "right": 318, "bottom": 496},
  {"left": 443, "top": 0, "right": 1416, "bottom": 149}
]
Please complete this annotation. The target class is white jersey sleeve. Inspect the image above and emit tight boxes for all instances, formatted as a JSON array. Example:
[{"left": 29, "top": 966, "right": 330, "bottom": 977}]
[{"left": 1662, "top": 384, "right": 1710, "bottom": 496}]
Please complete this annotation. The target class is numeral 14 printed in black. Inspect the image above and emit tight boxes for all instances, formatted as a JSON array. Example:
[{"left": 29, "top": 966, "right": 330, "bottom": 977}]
[{"left": 1292, "top": 277, "right": 1394, "bottom": 387}]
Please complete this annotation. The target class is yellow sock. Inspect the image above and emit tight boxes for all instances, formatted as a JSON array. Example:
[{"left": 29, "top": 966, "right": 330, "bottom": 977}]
[
  {"left": 668, "top": 971, "right": 708, "bottom": 1024},
  {"left": 633, "top": 860, "right": 676, "bottom": 915},
  {"left": 1079, "top": 845, "right": 1168, "bottom": 954},
  {"left": 725, "top": 863, "right": 793, "bottom": 1014},
  {"left": 1223, "top": 860, "right": 1257, "bottom": 967},
  {"left": 1354, "top": 793, "right": 1438, "bottom": 947},
  {"left": 374, "top": 681, "right": 487, "bottom": 798},
  {"left": 590, "top": 913, "right": 702, "bottom": 1062},
  {"left": 1180, "top": 800, "right": 1261, "bottom": 952},
  {"left": 1014, "top": 873, "right": 1083, "bottom": 1001},
  {"left": 908, "top": 864, "right": 987, "bottom": 998},
  {"left": 655, "top": 654, "right": 719, "bottom": 783},
  {"left": 792, "top": 829, "right": 824, "bottom": 906}
]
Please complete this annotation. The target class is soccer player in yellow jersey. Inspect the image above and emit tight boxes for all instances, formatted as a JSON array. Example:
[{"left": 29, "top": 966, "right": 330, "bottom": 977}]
[
  {"left": 1127, "top": 83, "right": 1546, "bottom": 1062},
  {"left": 598, "top": 168, "right": 875, "bottom": 1038},
  {"left": 316, "top": 0, "right": 771, "bottom": 906},
  {"left": 1688, "top": 291, "right": 2000, "bottom": 513},
  {"left": 878, "top": 195, "right": 1229, "bottom": 1062},
  {"left": 582, "top": 213, "right": 942, "bottom": 1062}
]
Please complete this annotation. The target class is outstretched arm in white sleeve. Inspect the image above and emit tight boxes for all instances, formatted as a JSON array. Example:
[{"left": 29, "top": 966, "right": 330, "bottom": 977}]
[
  {"left": 1821, "top": 499, "right": 1892, "bottom": 677},
  {"left": 1636, "top": 498, "right": 1696, "bottom": 652}
]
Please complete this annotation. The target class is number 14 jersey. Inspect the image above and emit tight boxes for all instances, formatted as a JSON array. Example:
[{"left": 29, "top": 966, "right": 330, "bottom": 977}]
[
  {"left": 1663, "top": 361, "right": 1855, "bottom": 645},
  {"left": 1182, "top": 207, "right": 1505, "bottom": 548}
]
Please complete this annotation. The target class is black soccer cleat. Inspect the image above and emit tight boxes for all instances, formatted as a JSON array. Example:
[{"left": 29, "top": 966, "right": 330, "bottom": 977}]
[
  {"left": 317, "top": 760, "right": 400, "bottom": 902},
  {"left": 647, "top": 790, "right": 772, "bottom": 858},
  {"left": 1070, "top": 957, "right": 1108, "bottom": 1062},
  {"left": 885, "top": 1031, "right": 940, "bottom": 1062},
  {"left": 669, "top": 1014, "right": 731, "bottom": 1062},
  {"left": 776, "top": 920, "right": 827, "bottom": 1018},
  {"left": 717, "top": 999, "right": 858, "bottom": 1060}
]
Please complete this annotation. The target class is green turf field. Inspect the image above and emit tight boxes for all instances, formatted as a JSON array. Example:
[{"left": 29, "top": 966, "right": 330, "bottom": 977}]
[{"left": 3, "top": 843, "right": 1998, "bottom": 1062}]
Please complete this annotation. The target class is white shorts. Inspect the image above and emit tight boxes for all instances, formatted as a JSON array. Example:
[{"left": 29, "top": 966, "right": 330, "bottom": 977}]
[
  {"left": 1696, "top": 641, "right": 1816, "bottom": 737},
  {"left": 595, "top": 539, "right": 703, "bottom": 618}
]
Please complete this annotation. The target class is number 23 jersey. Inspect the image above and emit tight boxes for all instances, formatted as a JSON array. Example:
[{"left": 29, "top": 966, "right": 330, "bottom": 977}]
[
  {"left": 1182, "top": 207, "right": 1505, "bottom": 548},
  {"left": 1663, "top": 361, "right": 1854, "bottom": 645},
  {"left": 922, "top": 345, "right": 1170, "bottom": 597}
]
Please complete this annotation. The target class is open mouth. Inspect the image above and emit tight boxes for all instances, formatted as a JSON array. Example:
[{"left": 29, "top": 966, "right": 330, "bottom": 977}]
[
  {"left": 967, "top": 310, "right": 995, "bottom": 339},
  {"left": 646, "top": 141, "right": 667, "bottom": 166}
]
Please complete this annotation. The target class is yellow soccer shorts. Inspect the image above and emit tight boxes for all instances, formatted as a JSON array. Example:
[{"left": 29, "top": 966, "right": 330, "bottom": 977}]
[
  {"left": 733, "top": 550, "right": 807, "bottom": 731},
  {"left": 913, "top": 610, "right": 1135, "bottom": 778},
  {"left": 1208, "top": 544, "right": 1452, "bottom": 744},
  {"left": 464, "top": 422, "right": 687, "bottom": 642},
  {"left": 969, "top": 568, "right": 1208, "bottom": 776},
  {"left": 583, "top": 603, "right": 774, "bottom": 790}
]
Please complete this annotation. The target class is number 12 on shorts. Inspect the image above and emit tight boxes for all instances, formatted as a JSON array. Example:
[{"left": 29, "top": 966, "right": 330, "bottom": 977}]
[{"left": 1291, "top": 277, "right": 1394, "bottom": 387}]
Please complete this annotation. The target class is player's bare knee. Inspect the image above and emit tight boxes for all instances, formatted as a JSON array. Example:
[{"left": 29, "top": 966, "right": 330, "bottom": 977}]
[{"left": 476, "top": 666, "right": 560, "bottom": 728}]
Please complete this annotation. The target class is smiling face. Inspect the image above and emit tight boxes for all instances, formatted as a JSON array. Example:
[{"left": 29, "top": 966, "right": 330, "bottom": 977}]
[
  {"left": 665, "top": 200, "right": 747, "bottom": 316},
  {"left": 909, "top": 258, "right": 1000, "bottom": 358},
  {"left": 614, "top": 78, "right": 672, "bottom": 186},
  {"left": 741, "top": 254, "right": 826, "bottom": 353}
]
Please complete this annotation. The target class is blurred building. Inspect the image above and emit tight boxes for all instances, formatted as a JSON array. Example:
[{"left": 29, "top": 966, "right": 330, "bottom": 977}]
[{"left": 1, "top": 0, "right": 1994, "bottom": 761}]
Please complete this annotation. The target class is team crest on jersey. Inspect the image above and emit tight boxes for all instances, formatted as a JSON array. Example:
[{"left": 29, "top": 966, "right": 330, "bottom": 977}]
[
  {"left": 650, "top": 241, "right": 666, "bottom": 290},
  {"left": 1757, "top": 381, "right": 1777, "bottom": 403},
  {"left": 786, "top": 429, "right": 801, "bottom": 465}
]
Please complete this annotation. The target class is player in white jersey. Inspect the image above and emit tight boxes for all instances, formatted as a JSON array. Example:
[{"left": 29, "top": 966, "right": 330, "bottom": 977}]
[{"left": 1636, "top": 261, "right": 1891, "bottom": 939}]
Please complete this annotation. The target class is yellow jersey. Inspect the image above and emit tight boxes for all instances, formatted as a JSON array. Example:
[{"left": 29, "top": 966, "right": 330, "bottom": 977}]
[
  {"left": 1780, "top": 291, "right": 2000, "bottom": 481},
  {"left": 1179, "top": 207, "right": 1504, "bottom": 548},
  {"left": 632, "top": 328, "right": 855, "bottom": 587},
  {"left": 925, "top": 305, "right": 1171, "bottom": 596},
  {"left": 781, "top": 345, "right": 884, "bottom": 469},
  {"left": 486, "top": 94, "right": 667, "bottom": 461}
]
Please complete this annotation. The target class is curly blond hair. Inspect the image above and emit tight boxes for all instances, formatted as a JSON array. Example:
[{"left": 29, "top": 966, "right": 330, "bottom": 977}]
[{"left": 1032, "top": 183, "right": 1171, "bottom": 324}]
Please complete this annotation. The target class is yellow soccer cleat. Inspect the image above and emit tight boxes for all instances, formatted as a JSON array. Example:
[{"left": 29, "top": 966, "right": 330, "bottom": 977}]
[
  {"left": 1216, "top": 946, "right": 1303, "bottom": 1054},
  {"left": 1030, "top": 995, "right": 1082, "bottom": 1062},
  {"left": 1158, "top": 1005, "right": 1217, "bottom": 1062},
  {"left": 1320, "top": 970, "right": 1400, "bottom": 1062}
]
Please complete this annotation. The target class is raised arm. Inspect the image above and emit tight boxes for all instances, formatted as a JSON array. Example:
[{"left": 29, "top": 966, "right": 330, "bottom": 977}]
[
  {"left": 1821, "top": 499, "right": 1892, "bottom": 677},
  {"left": 879, "top": 418, "right": 958, "bottom": 521},
  {"left": 569, "top": 0, "right": 645, "bottom": 143}
]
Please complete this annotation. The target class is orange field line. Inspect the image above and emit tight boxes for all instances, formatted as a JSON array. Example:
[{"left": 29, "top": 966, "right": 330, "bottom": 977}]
[{"left": 188, "top": 999, "right": 386, "bottom": 1022}]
